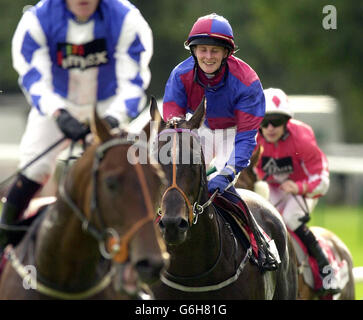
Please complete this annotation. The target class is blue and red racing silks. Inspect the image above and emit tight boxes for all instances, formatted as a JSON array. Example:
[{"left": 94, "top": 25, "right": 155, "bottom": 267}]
[{"left": 163, "top": 55, "right": 265, "bottom": 173}]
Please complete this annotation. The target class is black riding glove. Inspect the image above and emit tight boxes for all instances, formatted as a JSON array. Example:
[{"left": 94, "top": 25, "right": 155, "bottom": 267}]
[
  {"left": 55, "top": 109, "right": 89, "bottom": 141},
  {"left": 104, "top": 115, "right": 119, "bottom": 129}
]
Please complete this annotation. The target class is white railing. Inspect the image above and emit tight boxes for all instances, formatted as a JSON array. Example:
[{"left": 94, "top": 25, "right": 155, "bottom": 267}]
[{"left": 353, "top": 267, "right": 363, "bottom": 283}]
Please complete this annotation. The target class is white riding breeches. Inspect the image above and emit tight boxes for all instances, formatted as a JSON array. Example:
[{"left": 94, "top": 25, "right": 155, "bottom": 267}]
[
  {"left": 269, "top": 186, "right": 318, "bottom": 231},
  {"left": 197, "top": 124, "right": 236, "bottom": 179},
  {"left": 19, "top": 100, "right": 112, "bottom": 185}
]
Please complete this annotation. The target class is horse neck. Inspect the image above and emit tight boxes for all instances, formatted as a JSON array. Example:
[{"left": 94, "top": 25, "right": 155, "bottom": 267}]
[
  {"left": 35, "top": 151, "right": 103, "bottom": 290},
  {"left": 183, "top": 167, "right": 221, "bottom": 264},
  {"left": 174, "top": 165, "right": 242, "bottom": 276},
  {"left": 34, "top": 204, "right": 102, "bottom": 290}
]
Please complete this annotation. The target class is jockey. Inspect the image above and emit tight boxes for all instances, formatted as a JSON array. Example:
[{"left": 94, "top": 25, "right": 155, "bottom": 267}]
[
  {"left": 163, "top": 13, "right": 265, "bottom": 193},
  {"left": 162, "top": 13, "right": 278, "bottom": 271},
  {"left": 255, "top": 87, "right": 338, "bottom": 295},
  {"left": 0, "top": 0, "right": 153, "bottom": 253}
]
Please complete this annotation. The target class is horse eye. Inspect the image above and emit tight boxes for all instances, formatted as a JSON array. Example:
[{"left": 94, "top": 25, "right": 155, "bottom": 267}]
[{"left": 105, "top": 176, "right": 120, "bottom": 192}]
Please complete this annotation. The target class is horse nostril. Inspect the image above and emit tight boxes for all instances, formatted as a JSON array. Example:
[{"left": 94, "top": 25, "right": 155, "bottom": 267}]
[
  {"left": 158, "top": 219, "right": 165, "bottom": 230},
  {"left": 178, "top": 218, "right": 189, "bottom": 231},
  {"left": 159, "top": 216, "right": 189, "bottom": 232}
]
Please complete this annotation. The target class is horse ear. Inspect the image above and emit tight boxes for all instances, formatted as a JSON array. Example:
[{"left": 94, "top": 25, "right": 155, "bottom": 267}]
[
  {"left": 91, "top": 104, "right": 113, "bottom": 143},
  {"left": 149, "top": 96, "right": 165, "bottom": 134},
  {"left": 186, "top": 96, "right": 206, "bottom": 129},
  {"left": 250, "top": 144, "right": 263, "bottom": 167}
]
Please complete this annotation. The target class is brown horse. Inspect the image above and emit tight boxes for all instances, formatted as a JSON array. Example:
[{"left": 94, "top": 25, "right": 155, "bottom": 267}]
[
  {"left": 149, "top": 97, "right": 298, "bottom": 299},
  {"left": 236, "top": 147, "right": 355, "bottom": 300},
  {"left": 0, "top": 109, "right": 168, "bottom": 299}
]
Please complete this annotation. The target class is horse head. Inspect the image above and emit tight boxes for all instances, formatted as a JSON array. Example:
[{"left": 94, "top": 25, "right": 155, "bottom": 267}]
[
  {"left": 63, "top": 106, "right": 168, "bottom": 295},
  {"left": 150, "top": 97, "right": 209, "bottom": 246}
]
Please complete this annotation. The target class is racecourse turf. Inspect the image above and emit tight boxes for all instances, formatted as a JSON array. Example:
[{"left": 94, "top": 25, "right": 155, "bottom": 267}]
[{"left": 309, "top": 204, "right": 363, "bottom": 300}]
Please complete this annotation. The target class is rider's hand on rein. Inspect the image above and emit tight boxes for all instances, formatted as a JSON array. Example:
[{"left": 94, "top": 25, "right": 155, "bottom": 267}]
[
  {"left": 55, "top": 109, "right": 90, "bottom": 141},
  {"left": 207, "top": 166, "right": 236, "bottom": 194}
]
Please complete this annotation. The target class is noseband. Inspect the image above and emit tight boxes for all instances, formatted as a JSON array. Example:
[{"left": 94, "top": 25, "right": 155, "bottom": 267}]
[{"left": 59, "top": 138, "right": 156, "bottom": 263}]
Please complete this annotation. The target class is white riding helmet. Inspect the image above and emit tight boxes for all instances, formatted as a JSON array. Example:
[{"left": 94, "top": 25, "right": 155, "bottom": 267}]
[{"left": 264, "top": 88, "right": 293, "bottom": 118}]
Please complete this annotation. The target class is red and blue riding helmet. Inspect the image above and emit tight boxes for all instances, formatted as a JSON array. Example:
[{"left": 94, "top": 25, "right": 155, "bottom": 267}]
[{"left": 185, "top": 13, "right": 235, "bottom": 55}]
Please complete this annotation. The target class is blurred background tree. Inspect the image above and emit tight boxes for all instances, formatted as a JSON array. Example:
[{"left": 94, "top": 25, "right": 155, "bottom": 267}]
[{"left": 0, "top": 0, "right": 362, "bottom": 141}]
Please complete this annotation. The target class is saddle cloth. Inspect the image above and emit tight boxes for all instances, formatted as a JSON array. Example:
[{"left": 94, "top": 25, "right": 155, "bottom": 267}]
[
  {"left": 289, "top": 230, "right": 349, "bottom": 299},
  {"left": 213, "top": 196, "right": 257, "bottom": 256},
  {"left": 212, "top": 195, "right": 280, "bottom": 267}
]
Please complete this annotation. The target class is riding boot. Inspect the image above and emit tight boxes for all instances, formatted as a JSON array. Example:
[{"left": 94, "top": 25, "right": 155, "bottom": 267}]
[
  {"left": 295, "top": 224, "right": 340, "bottom": 295},
  {"left": 0, "top": 174, "right": 42, "bottom": 253},
  {"left": 224, "top": 187, "right": 279, "bottom": 272}
]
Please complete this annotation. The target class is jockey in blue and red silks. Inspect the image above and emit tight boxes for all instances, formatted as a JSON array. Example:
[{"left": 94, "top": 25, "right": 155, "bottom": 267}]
[
  {"left": 162, "top": 13, "right": 278, "bottom": 270},
  {"left": 163, "top": 13, "right": 265, "bottom": 195}
]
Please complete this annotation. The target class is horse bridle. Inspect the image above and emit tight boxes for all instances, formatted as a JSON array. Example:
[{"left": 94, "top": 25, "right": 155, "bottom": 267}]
[
  {"left": 58, "top": 137, "right": 156, "bottom": 263},
  {"left": 157, "top": 126, "right": 217, "bottom": 225},
  {"left": 157, "top": 125, "right": 253, "bottom": 291}
]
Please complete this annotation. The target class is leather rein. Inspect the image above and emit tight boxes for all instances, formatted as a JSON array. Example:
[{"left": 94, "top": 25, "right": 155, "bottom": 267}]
[
  {"left": 157, "top": 126, "right": 218, "bottom": 225},
  {"left": 6, "top": 137, "right": 158, "bottom": 299},
  {"left": 156, "top": 125, "right": 252, "bottom": 292},
  {"left": 59, "top": 137, "right": 156, "bottom": 264}
]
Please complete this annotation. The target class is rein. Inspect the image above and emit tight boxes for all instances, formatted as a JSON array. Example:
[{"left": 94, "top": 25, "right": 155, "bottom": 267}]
[
  {"left": 7, "top": 137, "right": 157, "bottom": 299},
  {"left": 58, "top": 137, "right": 156, "bottom": 263},
  {"left": 157, "top": 124, "right": 252, "bottom": 292},
  {"left": 157, "top": 127, "right": 217, "bottom": 225},
  {"left": 262, "top": 175, "right": 310, "bottom": 218}
]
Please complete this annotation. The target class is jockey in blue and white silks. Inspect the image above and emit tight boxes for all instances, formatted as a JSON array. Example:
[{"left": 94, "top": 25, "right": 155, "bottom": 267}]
[
  {"left": 11, "top": 0, "right": 153, "bottom": 183},
  {"left": 0, "top": 0, "right": 153, "bottom": 254},
  {"left": 12, "top": 0, "right": 152, "bottom": 122}
]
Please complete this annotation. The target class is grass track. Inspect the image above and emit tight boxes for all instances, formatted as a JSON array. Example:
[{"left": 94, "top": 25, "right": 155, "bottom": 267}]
[{"left": 309, "top": 205, "right": 363, "bottom": 300}]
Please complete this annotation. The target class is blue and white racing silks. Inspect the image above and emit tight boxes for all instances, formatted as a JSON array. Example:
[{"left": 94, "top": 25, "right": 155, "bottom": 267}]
[{"left": 12, "top": 0, "right": 153, "bottom": 122}]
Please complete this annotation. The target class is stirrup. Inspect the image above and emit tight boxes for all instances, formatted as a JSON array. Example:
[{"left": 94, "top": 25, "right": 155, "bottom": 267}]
[{"left": 258, "top": 248, "right": 279, "bottom": 272}]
